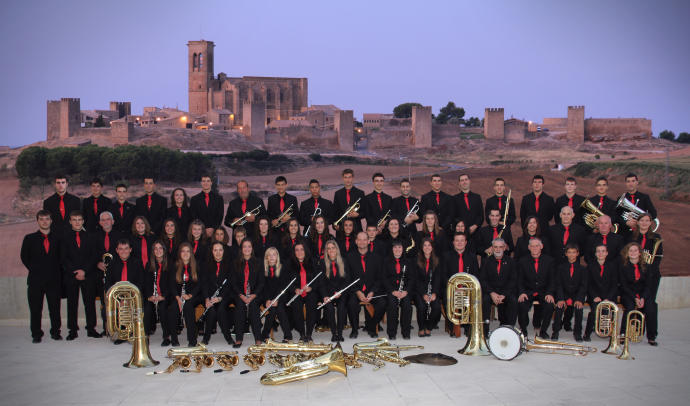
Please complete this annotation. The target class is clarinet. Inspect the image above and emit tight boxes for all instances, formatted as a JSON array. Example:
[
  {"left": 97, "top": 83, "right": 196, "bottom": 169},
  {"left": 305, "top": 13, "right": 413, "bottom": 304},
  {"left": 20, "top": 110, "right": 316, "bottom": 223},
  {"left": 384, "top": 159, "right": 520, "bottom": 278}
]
[
  {"left": 181, "top": 273, "right": 188, "bottom": 306},
  {"left": 153, "top": 265, "right": 159, "bottom": 320},
  {"left": 398, "top": 265, "right": 407, "bottom": 292},
  {"left": 199, "top": 278, "right": 228, "bottom": 322},
  {"left": 425, "top": 267, "right": 433, "bottom": 319}
]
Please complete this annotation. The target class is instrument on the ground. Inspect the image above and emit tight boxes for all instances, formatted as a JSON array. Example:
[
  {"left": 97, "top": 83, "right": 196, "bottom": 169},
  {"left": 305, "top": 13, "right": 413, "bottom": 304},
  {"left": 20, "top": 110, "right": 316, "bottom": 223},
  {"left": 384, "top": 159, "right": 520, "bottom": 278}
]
[
  {"left": 334, "top": 198, "right": 361, "bottom": 227},
  {"left": 526, "top": 336, "right": 597, "bottom": 356},
  {"left": 617, "top": 194, "right": 660, "bottom": 232},
  {"left": 498, "top": 189, "right": 511, "bottom": 236},
  {"left": 150, "top": 350, "right": 238, "bottom": 375},
  {"left": 248, "top": 338, "right": 333, "bottom": 356},
  {"left": 352, "top": 338, "right": 423, "bottom": 369},
  {"left": 488, "top": 325, "right": 525, "bottom": 360},
  {"left": 286, "top": 271, "right": 323, "bottom": 306},
  {"left": 260, "top": 277, "right": 296, "bottom": 317},
  {"left": 231, "top": 205, "right": 261, "bottom": 227},
  {"left": 376, "top": 210, "right": 391, "bottom": 229},
  {"left": 446, "top": 273, "right": 490, "bottom": 356},
  {"left": 403, "top": 353, "right": 457, "bottom": 366},
  {"left": 167, "top": 343, "right": 208, "bottom": 358},
  {"left": 243, "top": 353, "right": 266, "bottom": 371},
  {"left": 595, "top": 300, "right": 622, "bottom": 355},
  {"left": 102, "top": 253, "right": 113, "bottom": 286},
  {"left": 642, "top": 238, "right": 663, "bottom": 265},
  {"left": 618, "top": 310, "right": 645, "bottom": 360},
  {"left": 105, "top": 281, "right": 159, "bottom": 368},
  {"left": 260, "top": 346, "right": 347, "bottom": 385},
  {"left": 581, "top": 199, "right": 619, "bottom": 233},
  {"left": 318, "top": 278, "right": 360, "bottom": 310},
  {"left": 303, "top": 207, "right": 322, "bottom": 237},
  {"left": 274, "top": 204, "right": 294, "bottom": 228},
  {"left": 402, "top": 200, "right": 420, "bottom": 228},
  {"left": 198, "top": 278, "right": 228, "bottom": 323}
]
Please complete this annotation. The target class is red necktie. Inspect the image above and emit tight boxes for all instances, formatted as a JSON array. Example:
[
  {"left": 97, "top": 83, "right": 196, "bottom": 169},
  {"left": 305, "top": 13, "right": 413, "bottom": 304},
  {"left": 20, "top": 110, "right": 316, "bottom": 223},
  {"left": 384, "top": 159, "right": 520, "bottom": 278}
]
[
  {"left": 75, "top": 232, "right": 81, "bottom": 248},
  {"left": 377, "top": 193, "right": 382, "bottom": 210},
  {"left": 243, "top": 261, "right": 249, "bottom": 294},
  {"left": 498, "top": 196, "right": 502, "bottom": 210},
  {"left": 570, "top": 263, "right": 574, "bottom": 278},
  {"left": 216, "top": 262, "right": 221, "bottom": 277},
  {"left": 395, "top": 258, "right": 401, "bottom": 274},
  {"left": 568, "top": 197, "right": 573, "bottom": 208},
  {"left": 492, "top": 227, "right": 498, "bottom": 240},
  {"left": 563, "top": 226, "right": 569, "bottom": 245},
  {"left": 299, "top": 262, "right": 307, "bottom": 297},
  {"left": 280, "top": 196, "right": 284, "bottom": 212},
  {"left": 177, "top": 207, "right": 182, "bottom": 218},
  {"left": 435, "top": 192, "right": 440, "bottom": 205},
  {"left": 119, "top": 203, "right": 124, "bottom": 217},
  {"left": 346, "top": 189, "right": 351, "bottom": 205},
  {"left": 314, "top": 199, "right": 319, "bottom": 211},
  {"left": 241, "top": 199, "right": 247, "bottom": 214},
  {"left": 93, "top": 198, "right": 98, "bottom": 215},
  {"left": 600, "top": 264, "right": 604, "bottom": 278},
  {"left": 147, "top": 194, "right": 152, "bottom": 210},
  {"left": 104, "top": 232, "right": 110, "bottom": 252},
  {"left": 193, "top": 240, "right": 198, "bottom": 254},
  {"left": 59, "top": 195, "right": 65, "bottom": 219},
  {"left": 332, "top": 262, "right": 337, "bottom": 277},
  {"left": 270, "top": 266, "right": 275, "bottom": 278},
  {"left": 361, "top": 255, "right": 367, "bottom": 291},
  {"left": 464, "top": 193, "right": 470, "bottom": 210},
  {"left": 156, "top": 263, "right": 162, "bottom": 294},
  {"left": 430, "top": 231, "right": 435, "bottom": 242},
  {"left": 598, "top": 196, "right": 604, "bottom": 209},
  {"left": 318, "top": 235, "right": 323, "bottom": 257},
  {"left": 496, "top": 260, "right": 501, "bottom": 275},
  {"left": 369, "top": 241, "right": 373, "bottom": 252},
  {"left": 262, "top": 235, "right": 266, "bottom": 245},
  {"left": 205, "top": 193, "right": 209, "bottom": 207},
  {"left": 121, "top": 260, "right": 128, "bottom": 281},
  {"left": 169, "top": 238, "right": 173, "bottom": 252},
  {"left": 345, "top": 236, "right": 350, "bottom": 251},
  {"left": 602, "top": 235, "right": 607, "bottom": 245},
  {"left": 630, "top": 194, "right": 636, "bottom": 204},
  {"left": 534, "top": 258, "right": 539, "bottom": 274},
  {"left": 43, "top": 234, "right": 50, "bottom": 254},
  {"left": 141, "top": 236, "right": 148, "bottom": 267},
  {"left": 535, "top": 195, "right": 540, "bottom": 213},
  {"left": 634, "top": 264, "right": 640, "bottom": 281},
  {"left": 641, "top": 235, "right": 647, "bottom": 249},
  {"left": 458, "top": 253, "right": 464, "bottom": 273},
  {"left": 184, "top": 264, "right": 189, "bottom": 282},
  {"left": 291, "top": 238, "right": 296, "bottom": 247},
  {"left": 425, "top": 258, "right": 430, "bottom": 274}
]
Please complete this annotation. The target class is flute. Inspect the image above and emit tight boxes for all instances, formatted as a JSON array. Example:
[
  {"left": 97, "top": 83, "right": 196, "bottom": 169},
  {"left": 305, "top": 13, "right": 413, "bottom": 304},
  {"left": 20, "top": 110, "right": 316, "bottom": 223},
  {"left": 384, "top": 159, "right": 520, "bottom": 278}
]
[
  {"left": 317, "top": 278, "right": 360, "bottom": 310},
  {"left": 260, "top": 278, "right": 296, "bottom": 317},
  {"left": 286, "top": 271, "right": 323, "bottom": 306}
]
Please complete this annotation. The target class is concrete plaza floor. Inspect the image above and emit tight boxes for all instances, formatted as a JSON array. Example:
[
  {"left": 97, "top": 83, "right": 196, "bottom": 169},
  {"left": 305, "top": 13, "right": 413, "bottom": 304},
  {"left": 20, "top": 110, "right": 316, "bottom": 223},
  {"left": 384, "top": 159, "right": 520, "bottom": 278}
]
[{"left": 1, "top": 308, "right": 689, "bottom": 406}]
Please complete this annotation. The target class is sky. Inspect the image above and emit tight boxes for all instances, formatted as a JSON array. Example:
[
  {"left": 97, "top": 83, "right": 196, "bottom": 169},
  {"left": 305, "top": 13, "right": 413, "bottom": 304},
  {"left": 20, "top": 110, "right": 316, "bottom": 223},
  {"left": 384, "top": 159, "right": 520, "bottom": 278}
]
[{"left": 1, "top": 0, "right": 688, "bottom": 147}]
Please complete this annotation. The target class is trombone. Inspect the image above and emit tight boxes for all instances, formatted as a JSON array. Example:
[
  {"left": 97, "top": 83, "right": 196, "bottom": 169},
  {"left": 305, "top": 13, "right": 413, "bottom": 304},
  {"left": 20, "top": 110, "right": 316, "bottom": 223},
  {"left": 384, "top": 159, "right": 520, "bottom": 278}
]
[
  {"left": 273, "top": 204, "right": 294, "bottom": 228},
  {"left": 333, "top": 198, "right": 361, "bottom": 227},
  {"left": 231, "top": 206, "right": 261, "bottom": 227}
]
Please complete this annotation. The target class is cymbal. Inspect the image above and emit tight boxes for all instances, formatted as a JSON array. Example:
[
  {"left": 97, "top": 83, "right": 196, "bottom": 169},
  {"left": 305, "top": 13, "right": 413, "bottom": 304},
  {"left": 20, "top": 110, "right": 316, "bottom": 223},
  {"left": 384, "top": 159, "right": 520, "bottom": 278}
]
[{"left": 403, "top": 353, "right": 457, "bottom": 366}]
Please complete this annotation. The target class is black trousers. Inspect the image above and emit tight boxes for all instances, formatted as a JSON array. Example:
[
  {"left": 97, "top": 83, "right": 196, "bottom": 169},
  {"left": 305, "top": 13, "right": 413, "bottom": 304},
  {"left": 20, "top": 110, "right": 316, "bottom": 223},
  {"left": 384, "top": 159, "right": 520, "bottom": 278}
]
[
  {"left": 482, "top": 294, "right": 517, "bottom": 326},
  {"left": 518, "top": 296, "right": 554, "bottom": 335},
  {"left": 323, "top": 295, "right": 348, "bottom": 337},
  {"left": 621, "top": 296, "right": 658, "bottom": 340},
  {"left": 65, "top": 278, "right": 97, "bottom": 332},
  {"left": 290, "top": 293, "right": 319, "bottom": 337},
  {"left": 144, "top": 299, "right": 169, "bottom": 337},
  {"left": 585, "top": 300, "right": 603, "bottom": 337},
  {"left": 234, "top": 297, "right": 262, "bottom": 342},
  {"left": 414, "top": 294, "right": 441, "bottom": 331},
  {"left": 553, "top": 304, "right": 583, "bottom": 336},
  {"left": 199, "top": 301, "right": 231, "bottom": 342},
  {"left": 217, "top": 297, "right": 235, "bottom": 340},
  {"left": 262, "top": 301, "right": 292, "bottom": 340},
  {"left": 168, "top": 297, "right": 202, "bottom": 345},
  {"left": 348, "top": 294, "right": 386, "bottom": 334},
  {"left": 27, "top": 282, "right": 61, "bottom": 338},
  {"left": 386, "top": 292, "right": 412, "bottom": 336}
]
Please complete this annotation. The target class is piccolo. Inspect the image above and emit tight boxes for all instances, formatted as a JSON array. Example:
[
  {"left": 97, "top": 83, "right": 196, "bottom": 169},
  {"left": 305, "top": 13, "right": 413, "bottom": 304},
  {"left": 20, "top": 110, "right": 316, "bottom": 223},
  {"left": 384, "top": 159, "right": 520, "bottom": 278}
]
[
  {"left": 260, "top": 277, "right": 296, "bottom": 318},
  {"left": 286, "top": 271, "right": 323, "bottom": 306},
  {"left": 317, "top": 278, "right": 361, "bottom": 310}
]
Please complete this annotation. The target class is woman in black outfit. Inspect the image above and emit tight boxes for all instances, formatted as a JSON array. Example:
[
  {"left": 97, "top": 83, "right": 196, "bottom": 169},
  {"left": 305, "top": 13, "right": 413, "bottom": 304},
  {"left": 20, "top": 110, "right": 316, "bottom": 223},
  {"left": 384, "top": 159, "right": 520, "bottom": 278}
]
[
  {"left": 230, "top": 239, "right": 264, "bottom": 348},
  {"left": 260, "top": 246, "right": 293, "bottom": 342},
  {"left": 167, "top": 242, "right": 202, "bottom": 346}
]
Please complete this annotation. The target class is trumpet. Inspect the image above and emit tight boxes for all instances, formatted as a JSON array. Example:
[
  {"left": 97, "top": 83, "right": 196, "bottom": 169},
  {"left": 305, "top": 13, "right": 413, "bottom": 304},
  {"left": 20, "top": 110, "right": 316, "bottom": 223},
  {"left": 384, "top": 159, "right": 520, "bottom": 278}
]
[
  {"left": 618, "top": 310, "right": 645, "bottom": 360},
  {"left": 334, "top": 198, "right": 361, "bottom": 227},
  {"left": 231, "top": 205, "right": 261, "bottom": 227},
  {"left": 581, "top": 199, "right": 619, "bottom": 233},
  {"left": 642, "top": 238, "right": 663, "bottom": 265},
  {"left": 377, "top": 210, "right": 392, "bottom": 229},
  {"left": 303, "top": 207, "right": 322, "bottom": 237},
  {"left": 617, "top": 194, "right": 660, "bottom": 232},
  {"left": 402, "top": 200, "right": 420, "bottom": 228},
  {"left": 243, "top": 353, "right": 266, "bottom": 371},
  {"left": 274, "top": 204, "right": 294, "bottom": 228},
  {"left": 595, "top": 300, "right": 621, "bottom": 354}
]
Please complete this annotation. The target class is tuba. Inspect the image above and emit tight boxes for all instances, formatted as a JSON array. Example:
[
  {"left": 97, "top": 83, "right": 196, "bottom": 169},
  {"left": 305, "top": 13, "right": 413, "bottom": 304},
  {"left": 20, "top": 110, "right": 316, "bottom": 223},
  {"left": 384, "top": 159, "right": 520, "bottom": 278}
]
[
  {"left": 105, "top": 281, "right": 159, "bottom": 368},
  {"left": 617, "top": 194, "right": 660, "bottom": 232},
  {"left": 618, "top": 310, "right": 645, "bottom": 360},
  {"left": 446, "top": 273, "right": 490, "bottom": 356},
  {"left": 595, "top": 300, "right": 621, "bottom": 355},
  {"left": 260, "top": 346, "right": 347, "bottom": 385},
  {"left": 580, "top": 199, "right": 619, "bottom": 234}
]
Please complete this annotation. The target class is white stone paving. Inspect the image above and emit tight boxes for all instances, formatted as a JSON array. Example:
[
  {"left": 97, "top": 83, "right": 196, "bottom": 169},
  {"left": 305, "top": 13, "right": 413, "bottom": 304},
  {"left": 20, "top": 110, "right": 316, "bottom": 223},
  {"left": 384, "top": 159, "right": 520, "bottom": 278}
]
[{"left": 1, "top": 308, "right": 689, "bottom": 406}]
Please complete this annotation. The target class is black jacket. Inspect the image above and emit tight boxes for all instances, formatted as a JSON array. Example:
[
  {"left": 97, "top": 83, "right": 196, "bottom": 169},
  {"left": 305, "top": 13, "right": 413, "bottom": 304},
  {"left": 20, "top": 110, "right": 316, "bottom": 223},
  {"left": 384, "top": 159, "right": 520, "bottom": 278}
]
[
  {"left": 333, "top": 186, "right": 366, "bottom": 231},
  {"left": 555, "top": 262, "right": 587, "bottom": 302},
  {"left": 299, "top": 196, "right": 334, "bottom": 227},
  {"left": 442, "top": 249, "right": 480, "bottom": 282},
  {"left": 420, "top": 190, "right": 455, "bottom": 232},
  {"left": 414, "top": 258, "right": 441, "bottom": 297},
  {"left": 230, "top": 258, "right": 265, "bottom": 297},
  {"left": 111, "top": 200, "right": 136, "bottom": 235},
  {"left": 520, "top": 192, "right": 555, "bottom": 232},
  {"left": 384, "top": 256, "right": 415, "bottom": 293},
  {"left": 346, "top": 250, "right": 383, "bottom": 295},
  {"left": 190, "top": 191, "right": 225, "bottom": 230},
  {"left": 517, "top": 255, "right": 556, "bottom": 298},
  {"left": 391, "top": 195, "right": 421, "bottom": 230},
  {"left": 476, "top": 224, "right": 514, "bottom": 256},
  {"left": 548, "top": 223, "right": 586, "bottom": 264},
  {"left": 224, "top": 194, "right": 266, "bottom": 238},
  {"left": 60, "top": 229, "right": 96, "bottom": 282},
  {"left": 364, "top": 191, "right": 393, "bottom": 228},
  {"left": 166, "top": 205, "right": 192, "bottom": 236},
  {"left": 480, "top": 256, "right": 517, "bottom": 297},
  {"left": 82, "top": 195, "right": 111, "bottom": 232},
  {"left": 485, "top": 195, "right": 516, "bottom": 227},
  {"left": 584, "top": 232, "right": 624, "bottom": 265},
  {"left": 105, "top": 256, "right": 144, "bottom": 293},
  {"left": 202, "top": 259, "right": 232, "bottom": 299},
  {"left": 267, "top": 193, "right": 299, "bottom": 231},
  {"left": 453, "top": 191, "right": 483, "bottom": 231},
  {"left": 554, "top": 194, "right": 585, "bottom": 226},
  {"left": 143, "top": 260, "right": 173, "bottom": 300},
  {"left": 21, "top": 231, "right": 62, "bottom": 285},
  {"left": 319, "top": 260, "right": 353, "bottom": 298},
  {"left": 586, "top": 260, "right": 618, "bottom": 302},
  {"left": 135, "top": 192, "right": 167, "bottom": 235},
  {"left": 514, "top": 234, "right": 550, "bottom": 263},
  {"left": 169, "top": 264, "right": 202, "bottom": 299},
  {"left": 43, "top": 192, "right": 81, "bottom": 236}
]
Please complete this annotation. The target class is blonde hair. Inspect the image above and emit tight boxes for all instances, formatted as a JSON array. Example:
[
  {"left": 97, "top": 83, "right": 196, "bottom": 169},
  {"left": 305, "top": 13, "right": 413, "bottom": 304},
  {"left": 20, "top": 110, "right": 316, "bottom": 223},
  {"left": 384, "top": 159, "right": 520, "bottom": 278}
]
[
  {"left": 323, "top": 240, "right": 345, "bottom": 278},
  {"left": 263, "top": 246, "right": 282, "bottom": 277}
]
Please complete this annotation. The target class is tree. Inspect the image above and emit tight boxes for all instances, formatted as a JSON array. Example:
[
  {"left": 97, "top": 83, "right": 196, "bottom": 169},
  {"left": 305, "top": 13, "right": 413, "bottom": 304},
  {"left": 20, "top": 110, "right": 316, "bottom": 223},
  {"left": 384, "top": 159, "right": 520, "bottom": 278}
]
[
  {"left": 659, "top": 130, "right": 675, "bottom": 141},
  {"left": 393, "top": 102, "right": 423, "bottom": 118},
  {"left": 435, "top": 102, "right": 465, "bottom": 124},
  {"left": 94, "top": 114, "right": 106, "bottom": 128},
  {"left": 677, "top": 132, "right": 690, "bottom": 144},
  {"left": 465, "top": 117, "right": 481, "bottom": 127}
]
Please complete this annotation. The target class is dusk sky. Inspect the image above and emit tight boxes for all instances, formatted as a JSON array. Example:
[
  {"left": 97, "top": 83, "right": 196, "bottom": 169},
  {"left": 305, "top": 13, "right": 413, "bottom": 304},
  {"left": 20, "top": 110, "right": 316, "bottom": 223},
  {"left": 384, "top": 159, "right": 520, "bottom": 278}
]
[{"left": 1, "top": 0, "right": 688, "bottom": 147}]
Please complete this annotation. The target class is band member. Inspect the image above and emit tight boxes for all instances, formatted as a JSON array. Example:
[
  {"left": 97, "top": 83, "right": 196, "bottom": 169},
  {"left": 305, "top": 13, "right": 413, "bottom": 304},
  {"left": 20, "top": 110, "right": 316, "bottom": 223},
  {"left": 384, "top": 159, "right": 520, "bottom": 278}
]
[
  {"left": 587, "top": 176, "right": 617, "bottom": 224},
  {"left": 261, "top": 247, "right": 293, "bottom": 342},
  {"left": 619, "top": 243, "right": 657, "bottom": 345},
  {"left": 253, "top": 215, "right": 278, "bottom": 260},
  {"left": 112, "top": 183, "right": 135, "bottom": 235},
  {"left": 319, "top": 240, "right": 352, "bottom": 342},
  {"left": 584, "top": 244, "right": 618, "bottom": 341},
  {"left": 391, "top": 178, "right": 421, "bottom": 233},
  {"left": 229, "top": 226, "right": 246, "bottom": 260},
  {"left": 453, "top": 174, "right": 483, "bottom": 236},
  {"left": 335, "top": 218, "right": 356, "bottom": 256},
  {"left": 631, "top": 213, "right": 662, "bottom": 345},
  {"left": 43, "top": 175, "right": 81, "bottom": 236},
  {"left": 548, "top": 206, "right": 586, "bottom": 264},
  {"left": 552, "top": 245, "right": 587, "bottom": 341},
  {"left": 201, "top": 242, "right": 233, "bottom": 345},
  {"left": 60, "top": 210, "right": 98, "bottom": 340},
  {"left": 419, "top": 210, "right": 448, "bottom": 256},
  {"left": 135, "top": 177, "right": 167, "bottom": 235},
  {"left": 231, "top": 239, "right": 264, "bottom": 347},
  {"left": 478, "top": 209, "right": 515, "bottom": 258},
  {"left": 520, "top": 175, "right": 555, "bottom": 232},
  {"left": 105, "top": 238, "right": 145, "bottom": 344},
  {"left": 308, "top": 215, "right": 333, "bottom": 260},
  {"left": 480, "top": 238, "right": 518, "bottom": 331},
  {"left": 365, "top": 223, "right": 387, "bottom": 258},
  {"left": 618, "top": 173, "right": 658, "bottom": 236},
  {"left": 281, "top": 218, "right": 307, "bottom": 259},
  {"left": 160, "top": 218, "right": 183, "bottom": 260},
  {"left": 420, "top": 174, "right": 455, "bottom": 233},
  {"left": 554, "top": 177, "right": 585, "bottom": 226},
  {"left": 92, "top": 211, "right": 122, "bottom": 333},
  {"left": 224, "top": 180, "right": 266, "bottom": 239},
  {"left": 300, "top": 179, "right": 334, "bottom": 229},
  {"left": 166, "top": 188, "right": 191, "bottom": 236},
  {"left": 382, "top": 218, "right": 416, "bottom": 259},
  {"left": 443, "top": 232, "right": 480, "bottom": 281},
  {"left": 485, "top": 177, "right": 516, "bottom": 227},
  {"left": 333, "top": 168, "right": 366, "bottom": 232},
  {"left": 414, "top": 238, "right": 441, "bottom": 337},
  {"left": 513, "top": 216, "right": 546, "bottom": 262},
  {"left": 82, "top": 178, "right": 111, "bottom": 232},
  {"left": 267, "top": 176, "right": 299, "bottom": 234},
  {"left": 144, "top": 241, "right": 172, "bottom": 346},
  {"left": 347, "top": 232, "right": 386, "bottom": 339},
  {"left": 517, "top": 238, "right": 556, "bottom": 339},
  {"left": 187, "top": 220, "right": 209, "bottom": 267},
  {"left": 212, "top": 227, "right": 234, "bottom": 265},
  {"left": 288, "top": 242, "right": 320, "bottom": 342},
  {"left": 168, "top": 242, "right": 202, "bottom": 347},
  {"left": 584, "top": 215, "right": 624, "bottom": 265},
  {"left": 21, "top": 210, "right": 62, "bottom": 342},
  {"left": 131, "top": 216, "right": 155, "bottom": 271},
  {"left": 385, "top": 240, "right": 415, "bottom": 339},
  {"left": 190, "top": 175, "right": 225, "bottom": 237},
  {"left": 452, "top": 221, "right": 476, "bottom": 256},
  {"left": 364, "top": 172, "right": 392, "bottom": 233}
]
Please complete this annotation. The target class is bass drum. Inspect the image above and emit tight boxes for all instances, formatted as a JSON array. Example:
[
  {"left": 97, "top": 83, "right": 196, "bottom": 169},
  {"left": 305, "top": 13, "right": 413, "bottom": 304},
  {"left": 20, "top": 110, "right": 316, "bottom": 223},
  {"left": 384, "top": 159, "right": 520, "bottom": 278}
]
[{"left": 488, "top": 325, "right": 525, "bottom": 361}]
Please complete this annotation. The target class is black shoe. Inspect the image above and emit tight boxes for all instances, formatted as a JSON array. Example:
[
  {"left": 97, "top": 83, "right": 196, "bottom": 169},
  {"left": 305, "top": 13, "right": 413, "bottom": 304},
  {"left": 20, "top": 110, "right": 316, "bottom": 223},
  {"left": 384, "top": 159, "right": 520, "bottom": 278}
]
[
  {"left": 539, "top": 331, "right": 549, "bottom": 340},
  {"left": 306, "top": 336, "right": 313, "bottom": 342},
  {"left": 161, "top": 338, "right": 171, "bottom": 346},
  {"left": 550, "top": 332, "right": 559, "bottom": 340},
  {"left": 100, "top": 330, "right": 107, "bottom": 337},
  {"left": 114, "top": 339, "right": 126, "bottom": 345},
  {"left": 32, "top": 337, "right": 42, "bottom": 343},
  {"left": 648, "top": 339, "right": 658, "bottom": 346},
  {"left": 563, "top": 324, "right": 572, "bottom": 332},
  {"left": 368, "top": 330, "right": 378, "bottom": 338},
  {"left": 338, "top": 335, "right": 345, "bottom": 342},
  {"left": 331, "top": 335, "right": 338, "bottom": 342},
  {"left": 583, "top": 335, "right": 591, "bottom": 342},
  {"left": 575, "top": 335, "right": 583, "bottom": 342},
  {"left": 298, "top": 335, "right": 306, "bottom": 342},
  {"left": 232, "top": 342, "right": 242, "bottom": 349},
  {"left": 87, "top": 329, "right": 102, "bottom": 338},
  {"left": 402, "top": 334, "right": 410, "bottom": 340},
  {"left": 349, "top": 330, "right": 358, "bottom": 339},
  {"left": 51, "top": 334, "right": 63, "bottom": 341},
  {"left": 189, "top": 340, "right": 198, "bottom": 347},
  {"left": 521, "top": 329, "right": 529, "bottom": 338},
  {"left": 66, "top": 331, "right": 78, "bottom": 341},
  {"left": 201, "top": 338, "right": 209, "bottom": 345},
  {"left": 388, "top": 335, "right": 396, "bottom": 340},
  {"left": 171, "top": 336, "right": 180, "bottom": 347}
]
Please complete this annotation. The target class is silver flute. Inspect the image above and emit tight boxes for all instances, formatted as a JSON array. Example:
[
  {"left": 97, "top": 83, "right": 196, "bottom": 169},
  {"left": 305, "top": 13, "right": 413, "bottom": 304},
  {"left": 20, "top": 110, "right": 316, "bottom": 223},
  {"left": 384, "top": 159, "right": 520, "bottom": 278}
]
[
  {"left": 286, "top": 271, "right": 323, "bottom": 306},
  {"left": 317, "top": 278, "right": 360, "bottom": 310},
  {"left": 260, "top": 277, "right": 296, "bottom": 317}
]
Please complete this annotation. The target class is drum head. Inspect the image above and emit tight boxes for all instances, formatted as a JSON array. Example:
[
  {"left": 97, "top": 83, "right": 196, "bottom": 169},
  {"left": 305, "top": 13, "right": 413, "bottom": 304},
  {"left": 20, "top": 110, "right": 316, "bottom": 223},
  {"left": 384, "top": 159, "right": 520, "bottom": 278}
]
[{"left": 488, "top": 326, "right": 524, "bottom": 361}]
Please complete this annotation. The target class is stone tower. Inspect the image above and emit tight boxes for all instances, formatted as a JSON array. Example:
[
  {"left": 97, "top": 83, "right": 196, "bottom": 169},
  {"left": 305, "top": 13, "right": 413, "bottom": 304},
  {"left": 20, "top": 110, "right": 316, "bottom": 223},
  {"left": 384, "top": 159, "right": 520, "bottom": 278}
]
[
  {"left": 335, "top": 110, "right": 354, "bottom": 151},
  {"left": 188, "top": 40, "right": 215, "bottom": 116},
  {"left": 567, "top": 105, "right": 585, "bottom": 143},
  {"left": 109, "top": 101, "right": 131, "bottom": 119},
  {"left": 484, "top": 108, "right": 504, "bottom": 140},
  {"left": 412, "top": 106, "right": 432, "bottom": 148},
  {"left": 47, "top": 98, "right": 81, "bottom": 140},
  {"left": 242, "top": 101, "right": 266, "bottom": 144}
]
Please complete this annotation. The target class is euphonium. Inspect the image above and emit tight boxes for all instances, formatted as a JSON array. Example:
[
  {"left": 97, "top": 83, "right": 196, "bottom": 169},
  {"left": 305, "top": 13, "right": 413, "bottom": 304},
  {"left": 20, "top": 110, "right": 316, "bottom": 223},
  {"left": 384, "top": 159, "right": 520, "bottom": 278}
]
[
  {"left": 260, "top": 346, "right": 347, "bottom": 385},
  {"left": 446, "top": 273, "right": 490, "bottom": 356},
  {"left": 618, "top": 310, "right": 645, "bottom": 360},
  {"left": 642, "top": 238, "right": 663, "bottom": 265},
  {"left": 617, "top": 194, "right": 660, "bottom": 232},
  {"left": 526, "top": 336, "right": 597, "bottom": 356},
  {"left": 595, "top": 300, "right": 621, "bottom": 355},
  {"left": 105, "top": 281, "right": 159, "bottom": 368},
  {"left": 580, "top": 199, "right": 619, "bottom": 233}
]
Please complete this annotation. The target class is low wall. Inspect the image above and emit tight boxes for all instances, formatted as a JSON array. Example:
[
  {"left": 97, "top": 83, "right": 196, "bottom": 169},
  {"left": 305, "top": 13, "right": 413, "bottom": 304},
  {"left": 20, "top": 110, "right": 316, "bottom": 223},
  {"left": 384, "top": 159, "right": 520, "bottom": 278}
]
[{"left": 585, "top": 118, "right": 652, "bottom": 140}]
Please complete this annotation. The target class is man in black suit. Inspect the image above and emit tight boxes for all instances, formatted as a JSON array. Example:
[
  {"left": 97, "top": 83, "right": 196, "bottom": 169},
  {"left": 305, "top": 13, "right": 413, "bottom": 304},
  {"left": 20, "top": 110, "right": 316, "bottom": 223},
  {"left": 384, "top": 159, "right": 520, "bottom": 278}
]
[
  {"left": 453, "top": 174, "right": 483, "bottom": 236},
  {"left": 548, "top": 206, "right": 586, "bottom": 265},
  {"left": 520, "top": 175, "right": 555, "bottom": 232},
  {"left": 21, "top": 210, "right": 62, "bottom": 342},
  {"left": 224, "top": 180, "right": 266, "bottom": 239},
  {"left": 111, "top": 183, "right": 135, "bottom": 235},
  {"left": 476, "top": 209, "right": 514, "bottom": 257},
  {"left": 485, "top": 177, "right": 516, "bottom": 227},
  {"left": 267, "top": 176, "right": 299, "bottom": 234},
  {"left": 43, "top": 175, "right": 81, "bottom": 236},
  {"left": 190, "top": 175, "right": 225, "bottom": 238},
  {"left": 552, "top": 245, "right": 588, "bottom": 341},
  {"left": 480, "top": 238, "right": 518, "bottom": 333},
  {"left": 105, "top": 239, "right": 144, "bottom": 293},
  {"left": 391, "top": 178, "right": 420, "bottom": 232},
  {"left": 135, "top": 177, "right": 167, "bottom": 235},
  {"left": 554, "top": 177, "right": 585, "bottom": 226},
  {"left": 92, "top": 211, "right": 122, "bottom": 334},
  {"left": 420, "top": 174, "right": 454, "bottom": 233},
  {"left": 443, "top": 233, "right": 480, "bottom": 281},
  {"left": 584, "top": 215, "right": 624, "bottom": 265},
  {"left": 60, "top": 210, "right": 99, "bottom": 340},
  {"left": 299, "top": 179, "right": 334, "bottom": 231},
  {"left": 517, "top": 238, "right": 556, "bottom": 339},
  {"left": 333, "top": 168, "right": 366, "bottom": 233},
  {"left": 82, "top": 177, "right": 111, "bottom": 232},
  {"left": 618, "top": 173, "right": 658, "bottom": 235},
  {"left": 347, "top": 232, "right": 386, "bottom": 338},
  {"left": 364, "top": 172, "right": 392, "bottom": 233},
  {"left": 585, "top": 176, "right": 617, "bottom": 232}
]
